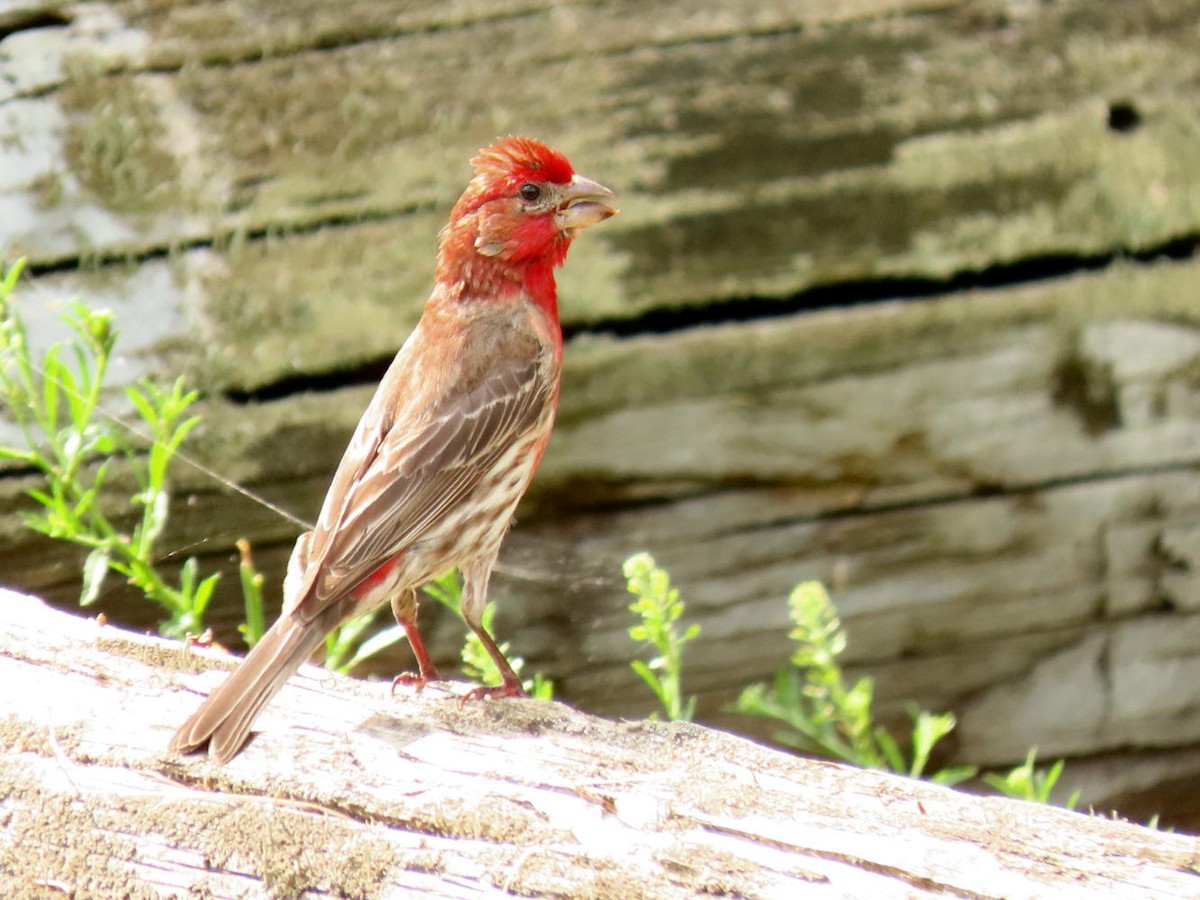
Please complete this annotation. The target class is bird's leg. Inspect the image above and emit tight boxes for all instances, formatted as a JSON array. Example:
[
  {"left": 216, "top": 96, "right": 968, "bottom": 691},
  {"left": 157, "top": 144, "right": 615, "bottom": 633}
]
[
  {"left": 461, "top": 622, "right": 525, "bottom": 703},
  {"left": 459, "top": 554, "right": 525, "bottom": 703},
  {"left": 390, "top": 590, "right": 440, "bottom": 694}
]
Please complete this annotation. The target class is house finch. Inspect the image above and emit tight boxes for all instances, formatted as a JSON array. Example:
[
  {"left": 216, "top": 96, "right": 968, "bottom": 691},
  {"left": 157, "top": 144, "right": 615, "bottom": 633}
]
[{"left": 170, "top": 136, "right": 616, "bottom": 763}]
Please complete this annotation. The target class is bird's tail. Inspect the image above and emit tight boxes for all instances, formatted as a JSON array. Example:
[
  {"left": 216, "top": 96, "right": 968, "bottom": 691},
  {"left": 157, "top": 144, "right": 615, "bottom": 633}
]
[{"left": 168, "top": 611, "right": 330, "bottom": 764}]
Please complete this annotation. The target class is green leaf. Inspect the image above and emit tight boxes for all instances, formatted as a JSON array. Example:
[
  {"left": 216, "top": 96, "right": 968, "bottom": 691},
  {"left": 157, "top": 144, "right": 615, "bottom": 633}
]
[
  {"left": 1, "top": 258, "right": 26, "bottom": 294},
  {"left": 237, "top": 540, "right": 266, "bottom": 648},
  {"left": 0, "top": 446, "right": 38, "bottom": 464},
  {"left": 124, "top": 384, "right": 157, "bottom": 426},
  {"left": 527, "top": 672, "right": 555, "bottom": 701},
  {"left": 909, "top": 708, "right": 958, "bottom": 779},
  {"left": 421, "top": 569, "right": 461, "bottom": 609},
  {"left": 983, "top": 747, "right": 1073, "bottom": 804},
  {"left": 167, "top": 414, "right": 202, "bottom": 453},
  {"left": 178, "top": 557, "right": 198, "bottom": 599},
  {"left": 630, "top": 659, "right": 661, "bottom": 695},
  {"left": 80, "top": 547, "right": 110, "bottom": 606},
  {"left": 140, "top": 488, "right": 169, "bottom": 552},
  {"left": 1037, "top": 758, "right": 1066, "bottom": 803},
  {"left": 930, "top": 765, "right": 978, "bottom": 786},
  {"left": 325, "top": 605, "right": 386, "bottom": 673},
  {"left": 55, "top": 364, "right": 86, "bottom": 431},
  {"left": 874, "top": 726, "right": 906, "bottom": 774},
  {"left": 41, "top": 344, "right": 62, "bottom": 427},
  {"left": 19, "top": 510, "right": 55, "bottom": 536},
  {"left": 191, "top": 571, "right": 220, "bottom": 621},
  {"left": 843, "top": 677, "right": 874, "bottom": 727},
  {"left": 344, "top": 623, "right": 407, "bottom": 672},
  {"left": 682, "top": 695, "right": 697, "bottom": 721}
]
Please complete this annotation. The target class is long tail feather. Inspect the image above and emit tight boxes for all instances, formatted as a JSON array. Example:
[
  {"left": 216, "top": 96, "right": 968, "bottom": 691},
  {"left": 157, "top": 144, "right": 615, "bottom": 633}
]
[{"left": 169, "top": 612, "right": 329, "bottom": 764}]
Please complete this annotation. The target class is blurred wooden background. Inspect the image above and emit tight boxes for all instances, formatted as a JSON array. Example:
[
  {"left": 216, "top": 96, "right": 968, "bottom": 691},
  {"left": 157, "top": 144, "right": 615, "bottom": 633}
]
[{"left": 2, "top": 0, "right": 1199, "bottom": 827}]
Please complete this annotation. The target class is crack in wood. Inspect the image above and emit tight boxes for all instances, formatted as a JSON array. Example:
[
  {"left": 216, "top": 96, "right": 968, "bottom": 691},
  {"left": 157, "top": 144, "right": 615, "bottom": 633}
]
[
  {"left": 571, "top": 234, "right": 1200, "bottom": 340},
  {"left": 0, "top": 0, "right": 944, "bottom": 101},
  {"left": 18, "top": 201, "right": 433, "bottom": 278},
  {"left": 695, "top": 816, "right": 1002, "bottom": 899},
  {"left": 207, "top": 229, "right": 1200, "bottom": 405},
  {"left": 0, "top": 3, "right": 550, "bottom": 104},
  {"left": 0, "top": 8, "right": 70, "bottom": 43}
]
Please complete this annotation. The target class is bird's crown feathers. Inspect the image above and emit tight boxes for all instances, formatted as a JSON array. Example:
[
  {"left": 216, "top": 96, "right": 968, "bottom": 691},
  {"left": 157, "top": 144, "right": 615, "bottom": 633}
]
[{"left": 469, "top": 136, "right": 575, "bottom": 194}]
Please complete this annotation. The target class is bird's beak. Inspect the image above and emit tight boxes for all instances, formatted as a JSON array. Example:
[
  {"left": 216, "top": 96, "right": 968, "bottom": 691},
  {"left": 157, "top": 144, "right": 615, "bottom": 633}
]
[{"left": 556, "top": 174, "right": 618, "bottom": 232}]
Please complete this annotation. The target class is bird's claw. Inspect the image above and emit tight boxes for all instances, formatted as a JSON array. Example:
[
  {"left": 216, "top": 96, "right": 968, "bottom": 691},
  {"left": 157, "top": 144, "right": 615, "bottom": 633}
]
[
  {"left": 390, "top": 671, "right": 437, "bottom": 696},
  {"left": 459, "top": 682, "right": 526, "bottom": 705}
]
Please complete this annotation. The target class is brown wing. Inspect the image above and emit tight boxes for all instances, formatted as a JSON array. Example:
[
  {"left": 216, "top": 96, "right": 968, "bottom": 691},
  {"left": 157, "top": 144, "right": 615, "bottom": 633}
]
[{"left": 287, "top": 321, "right": 554, "bottom": 621}]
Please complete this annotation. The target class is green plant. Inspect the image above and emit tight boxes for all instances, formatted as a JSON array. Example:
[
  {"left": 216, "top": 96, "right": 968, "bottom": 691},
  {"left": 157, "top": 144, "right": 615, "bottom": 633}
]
[
  {"left": 236, "top": 538, "right": 266, "bottom": 647},
  {"left": 735, "top": 580, "right": 975, "bottom": 784},
  {"left": 0, "top": 258, "right": 226, "bottom": 638},
  {"left": 984, "top": 748, "right": 1080, "bottom": 809},
  {"left": 324, "top": 602, "right": 396, "bottom": 673},
  {"left": 624, "top": 552, "right": 700, "bottom": 721}
]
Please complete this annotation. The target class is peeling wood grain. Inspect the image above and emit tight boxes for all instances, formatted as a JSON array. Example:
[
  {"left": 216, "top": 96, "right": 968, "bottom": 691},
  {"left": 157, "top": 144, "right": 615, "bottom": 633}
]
[
  {"left": 2, "top": 591, "right": 1198, "bottom": 899},
  {"left": 3, "top": 0, "right": 1200, "bottom": 832}
]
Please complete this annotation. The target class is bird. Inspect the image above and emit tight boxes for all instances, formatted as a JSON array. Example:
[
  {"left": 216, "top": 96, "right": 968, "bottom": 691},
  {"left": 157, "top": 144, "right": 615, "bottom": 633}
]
[{"left": 169, "top": 136, "right": 617, "bottom": 763}]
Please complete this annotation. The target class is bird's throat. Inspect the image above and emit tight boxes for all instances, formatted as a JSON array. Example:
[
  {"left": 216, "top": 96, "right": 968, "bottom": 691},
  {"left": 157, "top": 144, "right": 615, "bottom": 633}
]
[
  {"left": 521, "top": 260, "right": 560, "bottom": 324},
  {"left": 439, "top": 248, "right": 561, "bottom": 331}
]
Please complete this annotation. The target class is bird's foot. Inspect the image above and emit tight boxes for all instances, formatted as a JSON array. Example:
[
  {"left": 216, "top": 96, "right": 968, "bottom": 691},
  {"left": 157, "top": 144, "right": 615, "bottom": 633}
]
[
  {"left": 390, "top": 669, "right": 439, "bottom": 696},
  {"left": 460, "top": 681, "right": 526, "bottom": 705}
]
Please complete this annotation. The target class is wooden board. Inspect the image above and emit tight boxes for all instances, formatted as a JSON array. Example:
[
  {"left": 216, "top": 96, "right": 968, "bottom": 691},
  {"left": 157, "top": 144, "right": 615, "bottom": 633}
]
[{"left": 3, "top": 591, "right": 1198, "bottom": 899}]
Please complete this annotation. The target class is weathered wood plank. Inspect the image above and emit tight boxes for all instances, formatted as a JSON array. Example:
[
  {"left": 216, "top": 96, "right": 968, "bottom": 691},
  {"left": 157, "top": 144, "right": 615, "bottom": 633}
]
[
  {"left": 4, "top": 0, "right": 1200, "bottom": 828},
  {"left": 3, "top": 0, "right": 1200, "bottom": 384},
  {"left": 3, "top": 591, "right": 1198, "bottom": 899}
]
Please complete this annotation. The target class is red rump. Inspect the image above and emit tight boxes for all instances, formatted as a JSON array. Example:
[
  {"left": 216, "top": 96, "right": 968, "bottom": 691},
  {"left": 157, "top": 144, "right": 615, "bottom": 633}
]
[{"left": 352, "top": 554, "right": 402, "bottom": 598}]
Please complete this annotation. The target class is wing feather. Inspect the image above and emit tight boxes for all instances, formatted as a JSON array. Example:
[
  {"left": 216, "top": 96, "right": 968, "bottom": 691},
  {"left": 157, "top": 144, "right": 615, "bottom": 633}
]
[{"left": 288, "top": 322, "right": 554, "bottom": 621}]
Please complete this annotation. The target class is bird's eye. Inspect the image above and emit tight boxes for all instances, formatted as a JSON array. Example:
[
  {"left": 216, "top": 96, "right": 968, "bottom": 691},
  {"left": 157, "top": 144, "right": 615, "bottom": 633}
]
[{"left": 518, "top": 182, "right": 542, "bottom": 202}]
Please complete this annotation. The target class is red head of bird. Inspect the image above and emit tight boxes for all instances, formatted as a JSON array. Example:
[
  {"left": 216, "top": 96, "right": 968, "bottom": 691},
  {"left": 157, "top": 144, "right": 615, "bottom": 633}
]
[{"left": 436, "top": 136, "right": 617, "bottom": 317}]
